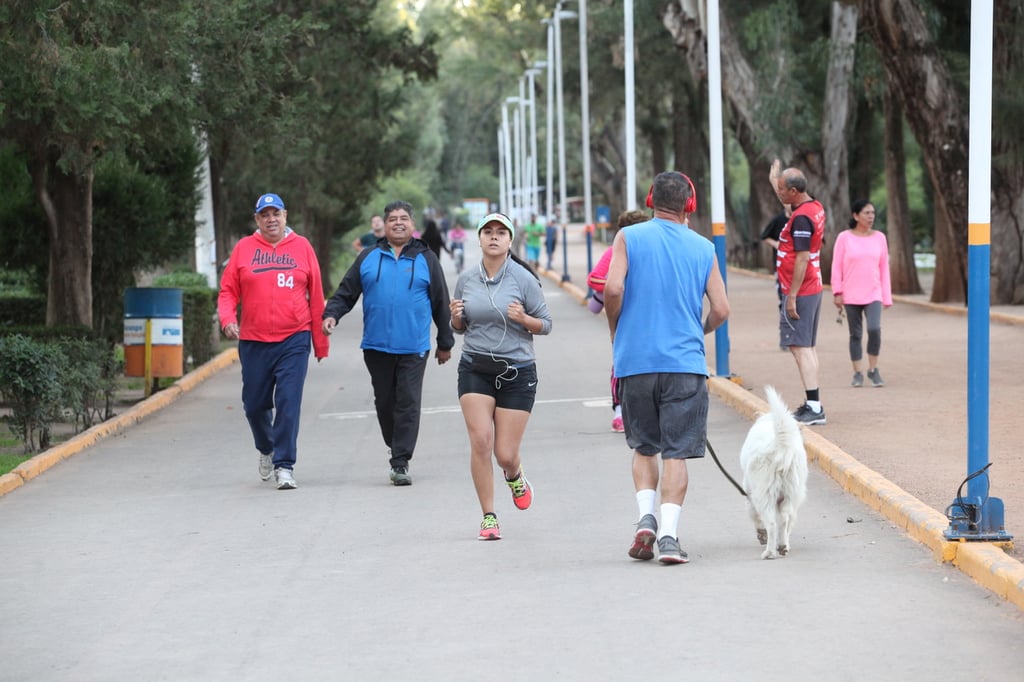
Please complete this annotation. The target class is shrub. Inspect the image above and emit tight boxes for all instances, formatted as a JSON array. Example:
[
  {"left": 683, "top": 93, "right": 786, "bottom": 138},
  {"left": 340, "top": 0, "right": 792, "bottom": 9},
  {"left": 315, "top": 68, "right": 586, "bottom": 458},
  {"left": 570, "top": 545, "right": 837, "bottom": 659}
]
[{"left": 0, "top": 335, "right": 66, "bottom": 452}]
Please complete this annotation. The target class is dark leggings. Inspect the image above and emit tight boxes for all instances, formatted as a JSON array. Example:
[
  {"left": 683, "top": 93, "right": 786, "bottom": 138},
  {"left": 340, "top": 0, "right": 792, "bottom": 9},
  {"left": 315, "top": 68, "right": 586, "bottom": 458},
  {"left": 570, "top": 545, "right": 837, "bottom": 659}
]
[{"left": 844, "top": 301, "right": 882, "bottom": 361}]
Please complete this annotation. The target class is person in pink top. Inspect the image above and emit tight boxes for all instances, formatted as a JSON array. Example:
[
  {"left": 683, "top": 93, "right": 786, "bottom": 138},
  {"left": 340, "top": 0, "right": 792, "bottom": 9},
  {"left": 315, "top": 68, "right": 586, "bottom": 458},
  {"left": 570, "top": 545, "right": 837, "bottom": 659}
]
[
  {"left": 831, "top": 199, "right": 893, "bottom": 388},
  {"left": 587, "top": 209, "right": 648, "bottom": 432}
]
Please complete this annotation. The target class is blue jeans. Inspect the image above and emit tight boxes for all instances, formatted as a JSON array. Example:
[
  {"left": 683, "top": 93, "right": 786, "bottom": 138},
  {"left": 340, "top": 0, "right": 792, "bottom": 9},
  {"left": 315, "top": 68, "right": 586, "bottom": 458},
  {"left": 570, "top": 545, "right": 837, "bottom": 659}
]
[{"left": 239, "top": 331, "right": 311, "bottom": 470}]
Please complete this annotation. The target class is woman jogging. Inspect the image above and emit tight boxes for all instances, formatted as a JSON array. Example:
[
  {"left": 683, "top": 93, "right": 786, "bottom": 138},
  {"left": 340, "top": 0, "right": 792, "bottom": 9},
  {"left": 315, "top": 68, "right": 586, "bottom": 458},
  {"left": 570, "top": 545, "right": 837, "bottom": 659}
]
[{"left": 449, "top": 212, "right": 552, "bottom": 540}]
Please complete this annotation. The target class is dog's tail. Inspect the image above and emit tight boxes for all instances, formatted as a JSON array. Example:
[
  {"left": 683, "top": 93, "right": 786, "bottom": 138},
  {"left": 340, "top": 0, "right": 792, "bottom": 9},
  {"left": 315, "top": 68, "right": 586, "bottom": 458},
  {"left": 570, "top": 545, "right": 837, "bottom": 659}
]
[{"left": 764, "top": 385, "right": 796, "bottom": 446}]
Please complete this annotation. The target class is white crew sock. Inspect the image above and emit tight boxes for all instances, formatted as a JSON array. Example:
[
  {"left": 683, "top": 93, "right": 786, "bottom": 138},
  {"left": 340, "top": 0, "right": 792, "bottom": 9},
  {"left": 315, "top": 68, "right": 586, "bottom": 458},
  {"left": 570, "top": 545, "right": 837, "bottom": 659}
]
[
  {"left": 659, "top": 503, "right": 682, "bottom": 539},
  {"left": 636, "top": 489, "right": 656, "bottom": 520},
  {"left": 614, "top": 404, "right": 622, "bottom": 418},
  {"left": 807, "top": 400, "right": 822, "bottom": 412}
]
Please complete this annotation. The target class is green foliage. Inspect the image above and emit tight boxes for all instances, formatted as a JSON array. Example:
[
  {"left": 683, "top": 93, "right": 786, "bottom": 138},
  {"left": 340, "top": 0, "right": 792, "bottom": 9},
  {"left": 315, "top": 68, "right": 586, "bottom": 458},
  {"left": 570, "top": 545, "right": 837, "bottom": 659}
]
[
  {"left": 0, "top": 335, "right": 65, "bottom": 452},
  {"left": 0, "top": 332, "right": 121, "bottom": 451},
  {"left": 152, "top": 272, "right": 217, "bottom": 369},
  {"left": 0, "top": 294, "right": 47, "bottom": 327},
  {"left": 91, "top": 137, "right": 200, "bottom": 342}
]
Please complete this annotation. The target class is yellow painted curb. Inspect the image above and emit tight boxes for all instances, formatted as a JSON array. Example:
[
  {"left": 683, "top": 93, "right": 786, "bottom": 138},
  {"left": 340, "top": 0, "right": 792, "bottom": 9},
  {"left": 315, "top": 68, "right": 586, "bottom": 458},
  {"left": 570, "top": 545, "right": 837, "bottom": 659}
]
[
  {"left": 707, "top": 375, "right": 1022, "bottom": 607},
  {"left": 0, "top": 472, "right": 24, "bottom": 495},
  {"left": 0, "top": 348, "right": 239, "bottom": 498}
]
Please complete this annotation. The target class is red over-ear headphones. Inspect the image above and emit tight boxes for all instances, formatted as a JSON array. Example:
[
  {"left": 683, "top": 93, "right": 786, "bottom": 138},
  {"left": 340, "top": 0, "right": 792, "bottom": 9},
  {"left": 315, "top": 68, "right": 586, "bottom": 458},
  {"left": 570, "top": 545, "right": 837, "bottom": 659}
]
[{"left": 645, "top": 171, "right": 697, "bottom": 214}]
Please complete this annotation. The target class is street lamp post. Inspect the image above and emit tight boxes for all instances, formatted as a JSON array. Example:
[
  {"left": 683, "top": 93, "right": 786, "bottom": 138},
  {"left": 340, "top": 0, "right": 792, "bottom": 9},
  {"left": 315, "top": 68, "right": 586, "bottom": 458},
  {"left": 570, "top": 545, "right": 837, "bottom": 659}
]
[
  {"left": 578, "top": 0, "right": 593, "bottom": 277},
  {"left": 624, "top": 0, "right": 637, "bottom": 210},
  {"left": 544, "top": 21, "right": 555, "bottom": 224},
  {"left": 554, "top": 4, "right": 577, "bottom": 282},
  {"left": 525, "top": 65, "right": 544, "bottom": 218}
]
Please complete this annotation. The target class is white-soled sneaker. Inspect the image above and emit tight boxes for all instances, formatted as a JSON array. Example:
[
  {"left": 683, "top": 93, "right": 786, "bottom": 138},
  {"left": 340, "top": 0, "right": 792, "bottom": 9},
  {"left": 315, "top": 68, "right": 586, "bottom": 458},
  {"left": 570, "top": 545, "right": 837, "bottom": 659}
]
[
  {"left": 275, "top": 468, "right": 297, "bottom": 490},
  {"left": 259, "top": 453, "right": 274, "bottom": 481}
]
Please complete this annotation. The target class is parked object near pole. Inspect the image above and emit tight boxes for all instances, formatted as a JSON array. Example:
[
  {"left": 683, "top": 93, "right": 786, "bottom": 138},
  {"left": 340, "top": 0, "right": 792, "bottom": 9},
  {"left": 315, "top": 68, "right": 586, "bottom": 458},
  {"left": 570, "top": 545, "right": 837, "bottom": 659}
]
[{"left": 123, "top": 287, "right": 184, "bottom": 382}]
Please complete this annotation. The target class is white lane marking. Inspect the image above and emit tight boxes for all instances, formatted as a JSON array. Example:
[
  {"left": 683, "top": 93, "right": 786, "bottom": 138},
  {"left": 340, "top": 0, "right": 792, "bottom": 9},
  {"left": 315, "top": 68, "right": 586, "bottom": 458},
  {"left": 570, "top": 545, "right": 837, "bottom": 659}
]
[{"left": 320, "top": 396, "right": 611, "bottom": 419}]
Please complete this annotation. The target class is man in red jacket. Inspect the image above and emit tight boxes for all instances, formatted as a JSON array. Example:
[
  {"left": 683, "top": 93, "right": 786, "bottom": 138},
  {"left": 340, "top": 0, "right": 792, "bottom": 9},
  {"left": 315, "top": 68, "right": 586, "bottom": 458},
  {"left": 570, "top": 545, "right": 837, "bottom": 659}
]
[{"left": 218, "top": 192, "right": 330, "bottom": 490}]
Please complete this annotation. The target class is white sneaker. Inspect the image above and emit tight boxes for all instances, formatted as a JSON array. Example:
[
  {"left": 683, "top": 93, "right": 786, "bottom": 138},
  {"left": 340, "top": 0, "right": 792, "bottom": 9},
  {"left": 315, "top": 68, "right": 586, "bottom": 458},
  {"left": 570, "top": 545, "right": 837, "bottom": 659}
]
[
  {"left": 259, "top": 453, "right": 273, "bottom": 481},
  {"left": 275, "top": 468, "right": 297, "bottom": 490}
]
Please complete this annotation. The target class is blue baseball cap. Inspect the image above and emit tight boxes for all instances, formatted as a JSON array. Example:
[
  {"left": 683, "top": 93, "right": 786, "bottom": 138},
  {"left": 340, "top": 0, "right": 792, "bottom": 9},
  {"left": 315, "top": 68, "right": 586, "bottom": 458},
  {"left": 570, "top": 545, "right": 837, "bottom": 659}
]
[{"left": 255, "top": 193, "right": 286, "bottom": 212}]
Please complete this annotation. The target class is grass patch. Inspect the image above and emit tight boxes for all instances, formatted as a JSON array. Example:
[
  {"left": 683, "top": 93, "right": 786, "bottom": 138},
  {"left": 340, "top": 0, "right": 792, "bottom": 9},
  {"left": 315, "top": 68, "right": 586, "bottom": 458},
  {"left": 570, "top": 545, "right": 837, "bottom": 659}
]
[{"left": 0, "top": 452, "right": 31, "bottom": 476}]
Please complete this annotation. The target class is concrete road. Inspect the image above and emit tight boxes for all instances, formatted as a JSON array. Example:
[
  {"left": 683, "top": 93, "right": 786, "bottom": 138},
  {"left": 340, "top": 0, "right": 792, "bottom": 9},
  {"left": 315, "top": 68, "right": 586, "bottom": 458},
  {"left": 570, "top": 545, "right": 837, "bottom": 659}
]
[{"left": 2, "top": 249, "right": 1023, "bottom": 681}]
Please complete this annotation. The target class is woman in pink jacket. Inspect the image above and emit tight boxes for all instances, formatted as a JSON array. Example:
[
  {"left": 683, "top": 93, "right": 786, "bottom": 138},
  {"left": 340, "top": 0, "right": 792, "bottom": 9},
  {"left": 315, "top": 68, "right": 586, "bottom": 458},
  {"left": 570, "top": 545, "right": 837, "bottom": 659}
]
[
  {"left": 831, "top": 199, "right": 892, "bottom": 388},
  {"left": 587, "top": 209, "right": 649, "bottom": 432}
]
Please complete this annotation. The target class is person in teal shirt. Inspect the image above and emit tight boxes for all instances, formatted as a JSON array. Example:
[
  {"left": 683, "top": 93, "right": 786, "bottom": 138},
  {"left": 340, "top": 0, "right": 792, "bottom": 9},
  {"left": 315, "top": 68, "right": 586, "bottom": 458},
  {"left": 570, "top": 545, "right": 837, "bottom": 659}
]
[{"left": 523, "top": 214, "right": 546, "bottom": 270}]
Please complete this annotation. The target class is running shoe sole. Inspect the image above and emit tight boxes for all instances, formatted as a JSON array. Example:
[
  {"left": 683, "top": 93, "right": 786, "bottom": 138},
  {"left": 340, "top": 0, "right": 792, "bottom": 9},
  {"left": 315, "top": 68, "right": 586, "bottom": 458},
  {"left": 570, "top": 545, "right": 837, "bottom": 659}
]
[{"left": 628, "top": 529, "right": 657, "bottom": 560}]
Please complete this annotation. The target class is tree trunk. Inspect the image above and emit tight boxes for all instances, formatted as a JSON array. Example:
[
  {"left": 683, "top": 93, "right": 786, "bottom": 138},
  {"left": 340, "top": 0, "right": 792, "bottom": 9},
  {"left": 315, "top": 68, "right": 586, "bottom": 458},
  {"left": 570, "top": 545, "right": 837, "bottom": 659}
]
[
  {"left": 28, "top": 150, "right": 94, "bottom": 327},
  {"left": 989, "top": 0, "right": 1024, "bottom": 304},
  {"left": 883, "top": 78, "right": 922, "bottom": 295},
  {"left": 860, "top": 0, "right": 968, "bottom": 303},
  {"left": 818, "top": 1, "right": 859, "bottom": 284}
]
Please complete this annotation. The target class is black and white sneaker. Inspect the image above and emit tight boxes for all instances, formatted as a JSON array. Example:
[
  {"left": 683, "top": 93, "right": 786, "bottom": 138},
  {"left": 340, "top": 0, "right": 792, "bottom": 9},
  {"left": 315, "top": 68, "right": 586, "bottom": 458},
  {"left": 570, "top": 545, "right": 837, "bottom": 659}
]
[{"left": 792, "top": 403, "right": 827, "bottom": 425}]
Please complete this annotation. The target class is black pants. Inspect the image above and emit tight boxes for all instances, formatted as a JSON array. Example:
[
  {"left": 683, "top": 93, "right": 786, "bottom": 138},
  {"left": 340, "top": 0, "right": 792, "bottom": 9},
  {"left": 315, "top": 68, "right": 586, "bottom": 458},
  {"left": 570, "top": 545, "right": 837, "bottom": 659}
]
[{"left": 363, "top": 349, "right": 429, "bottom": 468}]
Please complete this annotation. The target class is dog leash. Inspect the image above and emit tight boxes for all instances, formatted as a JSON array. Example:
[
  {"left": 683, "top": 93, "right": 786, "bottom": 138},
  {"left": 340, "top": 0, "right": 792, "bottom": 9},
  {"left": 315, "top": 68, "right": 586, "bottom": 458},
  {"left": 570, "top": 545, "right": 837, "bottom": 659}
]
[{"left": 706, "top": 438, "right": 747, "bottom": 497}]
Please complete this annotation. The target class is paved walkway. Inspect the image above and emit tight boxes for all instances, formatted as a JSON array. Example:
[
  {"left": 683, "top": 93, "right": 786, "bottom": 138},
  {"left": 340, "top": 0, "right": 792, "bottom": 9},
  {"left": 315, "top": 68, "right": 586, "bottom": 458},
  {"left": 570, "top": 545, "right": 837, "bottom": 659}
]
[{"left": 2, "top": 226, "right": 1024, "bottom": 679}]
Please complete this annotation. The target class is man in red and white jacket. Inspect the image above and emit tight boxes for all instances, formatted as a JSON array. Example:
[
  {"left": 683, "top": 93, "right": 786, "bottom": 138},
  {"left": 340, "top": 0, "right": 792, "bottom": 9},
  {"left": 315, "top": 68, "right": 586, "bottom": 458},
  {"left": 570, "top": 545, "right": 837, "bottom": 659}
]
[{"left": 218, "top": 192, "right": 329, "bottom": 490}]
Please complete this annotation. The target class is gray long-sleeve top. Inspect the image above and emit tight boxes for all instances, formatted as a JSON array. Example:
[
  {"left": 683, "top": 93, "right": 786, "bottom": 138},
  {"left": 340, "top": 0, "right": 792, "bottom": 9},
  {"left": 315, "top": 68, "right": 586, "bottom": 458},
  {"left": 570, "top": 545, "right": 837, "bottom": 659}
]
[{"left": 452, "top": 259, "right": 552, "bottom": 364}]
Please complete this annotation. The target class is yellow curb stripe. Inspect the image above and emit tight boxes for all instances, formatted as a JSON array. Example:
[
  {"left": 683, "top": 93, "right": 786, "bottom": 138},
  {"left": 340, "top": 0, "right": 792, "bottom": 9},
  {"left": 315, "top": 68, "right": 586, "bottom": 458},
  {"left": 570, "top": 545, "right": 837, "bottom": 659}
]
[{"left": 0, "top": 472, "right": 24, "bottom": 495}]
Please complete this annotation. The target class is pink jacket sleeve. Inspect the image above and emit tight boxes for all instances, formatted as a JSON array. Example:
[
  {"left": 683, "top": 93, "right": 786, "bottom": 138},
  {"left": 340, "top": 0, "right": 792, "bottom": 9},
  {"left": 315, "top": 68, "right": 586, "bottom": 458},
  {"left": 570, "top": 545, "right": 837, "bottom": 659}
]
[{"left": 588, "top": 247, "right": 614, "bottom": 293}]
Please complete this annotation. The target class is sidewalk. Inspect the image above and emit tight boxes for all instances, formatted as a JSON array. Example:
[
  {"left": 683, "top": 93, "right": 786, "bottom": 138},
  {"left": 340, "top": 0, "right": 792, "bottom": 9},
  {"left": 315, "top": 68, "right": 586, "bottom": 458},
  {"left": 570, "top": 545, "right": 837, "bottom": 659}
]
[{"left": 543, "top": 222, "right": 1024, "bottom": 607}]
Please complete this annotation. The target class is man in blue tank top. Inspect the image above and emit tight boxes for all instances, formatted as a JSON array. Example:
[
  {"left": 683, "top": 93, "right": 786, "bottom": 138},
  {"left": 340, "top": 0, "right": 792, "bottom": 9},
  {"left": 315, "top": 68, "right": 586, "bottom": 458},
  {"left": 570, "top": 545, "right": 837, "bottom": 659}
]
[{"left": 604, "top": 171, "right": 730, "bottom": 565}]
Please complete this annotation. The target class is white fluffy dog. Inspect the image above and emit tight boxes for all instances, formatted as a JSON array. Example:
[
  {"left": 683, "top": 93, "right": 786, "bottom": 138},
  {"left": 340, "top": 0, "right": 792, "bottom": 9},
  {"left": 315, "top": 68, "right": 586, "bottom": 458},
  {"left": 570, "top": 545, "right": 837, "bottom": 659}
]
[{"left": 739, "top": 386, "right": 808, "bottom": 559}]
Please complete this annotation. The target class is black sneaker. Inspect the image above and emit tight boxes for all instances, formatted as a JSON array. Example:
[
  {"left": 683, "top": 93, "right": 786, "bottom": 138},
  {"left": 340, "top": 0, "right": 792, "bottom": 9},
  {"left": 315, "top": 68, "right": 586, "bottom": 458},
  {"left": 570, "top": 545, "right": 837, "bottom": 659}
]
[
  {"left": 867, "top": 368, "right": 885, "bottom": 387},
  {"left": 389, "top": 466, "right": 412, "bottom": 486},
  {"left": 792, "top": 403, "right": 827, "bottom": 425},
  {"left": 851, "top": 371, "right": 864, "bottom": 388}
]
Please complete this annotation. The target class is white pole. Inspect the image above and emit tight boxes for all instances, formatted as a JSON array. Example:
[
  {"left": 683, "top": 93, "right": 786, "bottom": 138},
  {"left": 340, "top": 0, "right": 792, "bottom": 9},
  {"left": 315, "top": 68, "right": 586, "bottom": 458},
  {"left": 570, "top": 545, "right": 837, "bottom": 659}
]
[
  {"left": 527, "top": 66, "right": 543, "bottom": 216},
  {"left": 578, "top": 0, "right": 592, "bottom": 227},
  {"left": 518, "top": 78, "right": 527, "bottom": 223},
  {"left": 708, "top": 0, "right": 726, "bottom": 229},
  {"left": 555, "top": 11, "right": 568, "bottom": 228},
  {"left": 624, "top": 0, "right": 637, "bottom": 210},
  {"left": 497, "top": 128, "right": 507, "bottom": 213},
  {"left": 501, "top": 106, "right": 513, "bottom": 215},
  {"left": 545, "top": 21, "right": 555, "bottom": 221},
  {"left": 194, "top": 140, "right": 217, "bottom": 287}
]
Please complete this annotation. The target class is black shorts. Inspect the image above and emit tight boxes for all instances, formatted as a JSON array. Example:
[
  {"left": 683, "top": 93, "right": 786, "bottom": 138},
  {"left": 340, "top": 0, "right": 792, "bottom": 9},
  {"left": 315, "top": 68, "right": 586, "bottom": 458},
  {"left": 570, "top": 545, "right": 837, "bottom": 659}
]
[
  {"left": 457, "top": 356, "right": 538, "bottom": 412},
  {"left": 619, "top": 372, "right": 708, "bottom": 459}
]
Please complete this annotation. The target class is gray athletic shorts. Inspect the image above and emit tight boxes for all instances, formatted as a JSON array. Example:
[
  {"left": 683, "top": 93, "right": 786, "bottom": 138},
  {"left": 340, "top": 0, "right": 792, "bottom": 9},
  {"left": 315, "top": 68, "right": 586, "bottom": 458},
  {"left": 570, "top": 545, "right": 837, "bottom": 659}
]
[
  {"left": 779, "top": 292, "right": 822, "bottom": 348},
  {"left": 619, "top": 372, "right": 708, "bottom": 459}
]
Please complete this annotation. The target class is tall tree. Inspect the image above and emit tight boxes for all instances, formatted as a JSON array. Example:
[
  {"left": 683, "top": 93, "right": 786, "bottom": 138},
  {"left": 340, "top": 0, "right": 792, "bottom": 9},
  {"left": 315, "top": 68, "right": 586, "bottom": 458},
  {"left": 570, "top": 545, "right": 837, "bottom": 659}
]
[
  {"left": 859, "top": 0, "right": 969, "bottom": 302},
  {"left": 0, "top": 1, "right": 195, "bottom": 326}
]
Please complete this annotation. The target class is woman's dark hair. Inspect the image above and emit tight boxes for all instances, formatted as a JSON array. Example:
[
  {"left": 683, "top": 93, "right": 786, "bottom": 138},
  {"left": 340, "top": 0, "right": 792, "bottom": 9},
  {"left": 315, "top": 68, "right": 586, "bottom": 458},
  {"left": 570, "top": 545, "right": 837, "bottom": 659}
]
[
  {"left": 510, "top": 252, "right": 541, "bottom": 283},
  {"left": 849, "top": 199, "right": 871, "bottom": 229}
]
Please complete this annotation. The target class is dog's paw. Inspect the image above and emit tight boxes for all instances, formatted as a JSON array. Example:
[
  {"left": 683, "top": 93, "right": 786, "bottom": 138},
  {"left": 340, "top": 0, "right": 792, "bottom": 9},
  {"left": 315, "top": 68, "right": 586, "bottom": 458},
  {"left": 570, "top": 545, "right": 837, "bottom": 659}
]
[
  {"left": 777, "top": 545, "right": 789, "bottom": 556},
  {"left": 761, "top": 548, "right": 778, "bottom": 560},
  {"left": 756, "top": 528, "right": 767, "bottom": 545}
]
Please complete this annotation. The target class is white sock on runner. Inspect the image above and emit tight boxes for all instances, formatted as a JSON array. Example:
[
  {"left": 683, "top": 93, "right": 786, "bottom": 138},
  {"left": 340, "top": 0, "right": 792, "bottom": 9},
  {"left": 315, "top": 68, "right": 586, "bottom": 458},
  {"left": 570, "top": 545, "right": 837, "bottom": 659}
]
[{"left": 659, "top": 503, "right": 682, "bottom": 539}]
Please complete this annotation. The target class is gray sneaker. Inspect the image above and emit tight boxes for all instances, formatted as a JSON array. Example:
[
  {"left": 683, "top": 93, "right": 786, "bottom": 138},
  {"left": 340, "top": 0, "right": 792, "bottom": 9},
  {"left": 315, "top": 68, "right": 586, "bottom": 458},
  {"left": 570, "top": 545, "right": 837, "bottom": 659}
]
[
  {"left": 389, "top": 466, "right": 412, "bottom": 486},
  {"left": 792, "top": 403, "right": 827, "bottom": 425},
  {"left": 867, "top": 368, "right": 885, "bottom": 387},
  {"left": 259, "top": 453, "right": 274, "bottom": 481},
  {"left": 851, "top": 371, "right": 864, "bottom": 388},
  {"left": 657, "top": 536, "right": 689, "bottom": 565},
  {"left": 628, "top": 514, "right": 658, "bottom": 560},
  {"left": 274, "top": 468, "right": 297, "bottom": 490}
]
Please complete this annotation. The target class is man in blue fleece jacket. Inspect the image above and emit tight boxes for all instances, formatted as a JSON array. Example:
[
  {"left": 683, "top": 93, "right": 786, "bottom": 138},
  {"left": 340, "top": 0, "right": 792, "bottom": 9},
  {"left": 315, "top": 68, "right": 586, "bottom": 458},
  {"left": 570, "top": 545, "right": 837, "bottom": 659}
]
[{"left": 322, "top": 200, "right": 454, "bottom": 486}]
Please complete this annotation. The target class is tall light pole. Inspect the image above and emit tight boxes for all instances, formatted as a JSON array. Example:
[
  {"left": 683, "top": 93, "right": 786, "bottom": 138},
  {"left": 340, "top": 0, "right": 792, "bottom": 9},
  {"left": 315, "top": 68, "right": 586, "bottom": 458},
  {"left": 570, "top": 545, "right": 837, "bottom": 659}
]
[
  {"left": 578, "top": 0, "right": 592, "bottom": 231},
  {"left": 624, "top": 0, "right": 637, "bottom": 209},
  {"left": 501, "top": 103, "right": 514, "bottom": 215},
  {"left": 543, "top": 20, "right": 555, "bottom": 222},
  {"left": 497, "top": 128, "right": 507, "bottom": 213},
  {"left": 525, "top": 65, "right": 544, "bottom": 217},
  {"left": 554, "top": 4, "right": 577, "bottom": 281}
]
